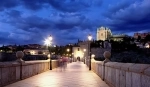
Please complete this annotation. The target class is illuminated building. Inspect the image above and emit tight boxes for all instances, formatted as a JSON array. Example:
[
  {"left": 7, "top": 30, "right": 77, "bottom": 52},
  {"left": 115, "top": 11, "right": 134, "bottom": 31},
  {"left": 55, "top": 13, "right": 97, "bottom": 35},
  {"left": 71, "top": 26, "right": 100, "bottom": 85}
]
[{"left": 97, "top": 26, "right": 112, "bottom": 41}]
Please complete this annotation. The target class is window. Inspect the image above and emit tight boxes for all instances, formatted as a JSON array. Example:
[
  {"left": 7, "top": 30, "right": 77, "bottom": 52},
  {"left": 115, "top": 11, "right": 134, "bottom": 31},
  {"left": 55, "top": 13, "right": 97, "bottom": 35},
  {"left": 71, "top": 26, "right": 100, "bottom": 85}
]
[
  {"left": 78, "top": 48, "right": 80, "bottom": 51},
  {"left": 101, "top": 33, "right": 103, "bottom": 36}
]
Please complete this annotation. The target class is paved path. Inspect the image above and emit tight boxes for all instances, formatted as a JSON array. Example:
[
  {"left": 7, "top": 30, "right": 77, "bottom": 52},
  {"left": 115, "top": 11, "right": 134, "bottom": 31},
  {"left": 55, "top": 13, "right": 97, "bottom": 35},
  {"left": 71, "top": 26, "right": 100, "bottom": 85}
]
[{"left": 5, "top": 62, "right": 109, "bottom": 87}]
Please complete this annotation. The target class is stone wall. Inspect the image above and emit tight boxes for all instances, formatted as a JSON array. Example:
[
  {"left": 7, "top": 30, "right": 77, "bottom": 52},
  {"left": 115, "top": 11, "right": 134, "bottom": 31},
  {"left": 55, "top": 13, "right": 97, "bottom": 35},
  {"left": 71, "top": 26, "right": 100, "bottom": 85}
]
[
  {"left": 0, "top": 60, "right": 58, "bottom": 87},
  {"left": 91, "top": 60, "right": 150, "bottom": 87},
  {"left": 91, "top": 48, "right": 111, "bottom": 58}
]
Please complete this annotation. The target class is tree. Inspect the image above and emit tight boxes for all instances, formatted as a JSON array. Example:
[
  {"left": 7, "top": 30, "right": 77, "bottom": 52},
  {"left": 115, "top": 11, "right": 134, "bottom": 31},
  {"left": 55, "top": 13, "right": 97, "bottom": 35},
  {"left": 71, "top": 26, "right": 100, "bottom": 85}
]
[
  {"left": 145, "top": 34, "right": 150, "bottom": 42},
  {"left": 16, "top": 45, "right": 24, "bottom": 51},
  {"left": 38, "top": 51, "right": 43, "bottom": 54},
  {"left": 137, "top": 35, "right": 141, "bottom": 42}
]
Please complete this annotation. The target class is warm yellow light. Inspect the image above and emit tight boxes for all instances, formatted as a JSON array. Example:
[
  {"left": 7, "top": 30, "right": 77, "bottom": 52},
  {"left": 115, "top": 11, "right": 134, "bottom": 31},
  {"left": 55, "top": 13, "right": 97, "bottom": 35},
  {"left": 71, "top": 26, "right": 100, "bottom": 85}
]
[
  {"left": 43, "top": 52, "right": 45, "bottom": 54},
  {"left": 74, "top": 51, "right": 83, "bottom": 58},
  {"left": 83, "top": 49, "right": 86, "bottom": 52},
  {"left": 146, "top": 45, "right": 149, "bottom": 48},
  {"left": 88, "top": 34, "right": 92, "bottom": 41},
  {"left": 91, "top": 54, "right": 95, "bottom": 58},
  {"left": 67, "top": 49, "right": 70, "bottom": 52},
  {"left": 145, "top": 43, "right": 149, "bottom": 48},
  {"left": 31, "top": 51, "right": 35, "bottom": 55},
  {"left": 47, "top": 54, "right": 50, "bottom": 58}
]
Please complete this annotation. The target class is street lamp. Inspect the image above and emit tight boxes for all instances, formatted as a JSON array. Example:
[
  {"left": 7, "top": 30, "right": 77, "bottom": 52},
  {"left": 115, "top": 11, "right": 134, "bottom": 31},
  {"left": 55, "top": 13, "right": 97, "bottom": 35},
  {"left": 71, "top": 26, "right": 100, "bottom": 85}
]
[
  {"left": 83, "top": 49, "right": 86, "bottom": 64},
  {"left": 67, "top": 48, "right": 70, "bottom": 53},
  {"left": 45, "top": 35, "right": 53, "bottom": 70},
  {"left": 67, "top": 48, "right": 70, "bottom": 62},
  {"left": 67, "top": 48, "right": 70, "bottom": 57},
  {"left": 72, "top": 53, "right": 74, "bottom": 62},
  {"left": 88, "top": 34, "right": 92, "bottom": 70}
]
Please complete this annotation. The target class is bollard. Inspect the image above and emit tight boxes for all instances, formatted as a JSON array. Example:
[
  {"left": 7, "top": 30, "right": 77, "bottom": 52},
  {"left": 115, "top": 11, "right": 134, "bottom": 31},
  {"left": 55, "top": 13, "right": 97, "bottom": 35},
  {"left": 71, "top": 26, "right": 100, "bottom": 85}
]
[
  {"left": 102, "top": 51, "right": 111, "bottom": 81},
  {"left": 16, "top": 51, "right": 25, "bottom": 80}
]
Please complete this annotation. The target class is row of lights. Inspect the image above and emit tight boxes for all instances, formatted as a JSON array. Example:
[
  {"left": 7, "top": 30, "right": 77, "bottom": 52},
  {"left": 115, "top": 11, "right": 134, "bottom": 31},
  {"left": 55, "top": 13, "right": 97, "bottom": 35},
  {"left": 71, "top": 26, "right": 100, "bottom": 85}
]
[{"left": 44, "top": 34, "right": 93, "bottom": 70}]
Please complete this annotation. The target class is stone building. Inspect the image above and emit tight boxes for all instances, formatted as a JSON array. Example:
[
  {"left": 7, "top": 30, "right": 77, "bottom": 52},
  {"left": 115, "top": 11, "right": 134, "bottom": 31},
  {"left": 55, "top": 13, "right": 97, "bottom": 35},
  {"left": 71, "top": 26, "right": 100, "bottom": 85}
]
[
  {"left": 23, "top": 49, "right": 49, "bottom": 55},
  {"left": 134, "top": 32, "right": 150, "bottom": 39},
  {"left": 72, "top": 40, "right": 111, "bottom": 61},
  {"left": 110, "top": 34, "right": 129, "bottom": 41},
  {"left": 97, "top": 26, "right": 112, "bottom": 41},
  {"left": 72, "top": 41, "right": 90, "bottom": 61}
]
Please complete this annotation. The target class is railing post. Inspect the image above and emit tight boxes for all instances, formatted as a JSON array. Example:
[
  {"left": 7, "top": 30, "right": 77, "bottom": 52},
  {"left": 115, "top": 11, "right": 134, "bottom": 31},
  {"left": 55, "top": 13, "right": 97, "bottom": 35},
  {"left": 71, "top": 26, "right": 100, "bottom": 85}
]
[
  {"left": 102, "top": 51, "right": 111, "bottom": 81},
  {"left": 16, "top": 51, "right": 25, "bottom": 80}
]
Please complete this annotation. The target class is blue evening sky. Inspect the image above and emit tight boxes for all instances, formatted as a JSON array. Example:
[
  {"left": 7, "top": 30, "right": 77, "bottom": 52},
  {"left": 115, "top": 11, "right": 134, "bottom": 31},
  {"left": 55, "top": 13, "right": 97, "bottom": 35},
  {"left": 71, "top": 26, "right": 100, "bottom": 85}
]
[{"left": 0, "top": 0, "right": 150, "bottom": 46}]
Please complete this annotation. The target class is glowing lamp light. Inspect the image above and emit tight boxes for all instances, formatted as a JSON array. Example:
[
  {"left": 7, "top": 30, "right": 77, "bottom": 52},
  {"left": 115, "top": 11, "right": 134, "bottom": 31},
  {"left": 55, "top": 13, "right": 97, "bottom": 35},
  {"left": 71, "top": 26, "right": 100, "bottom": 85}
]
[
  {"left": 44, "top": 35, "right": 53, "bottom": 46},
  {"left": 31, "top": 51, "right": 35, "bottom": 55},
  {"left": 146, "top": 45, "right": 149, "bottom": 48},
  {"left": 48, "top": 35, "right": 53, "bottom": 41},
  {"left": 91, "top": 54, "right": 95, "bottom": 58},
  {"left": 83, "top": 49, "right": 86, "bottom": 52},
  {"left": 88, "top": 34, "right": 92, "bottom": 41},
  {"left": 47, "top": 54, "right": 50, "bottom": 58},
  {"left": 44, "top": 39, "right": 51, "bottom": 46},
  {"left": 67, "top": 49, "right": 70, "bottom": 52},
  {"left": 145, "top": 43, "right": 150, "bottom": 48}
]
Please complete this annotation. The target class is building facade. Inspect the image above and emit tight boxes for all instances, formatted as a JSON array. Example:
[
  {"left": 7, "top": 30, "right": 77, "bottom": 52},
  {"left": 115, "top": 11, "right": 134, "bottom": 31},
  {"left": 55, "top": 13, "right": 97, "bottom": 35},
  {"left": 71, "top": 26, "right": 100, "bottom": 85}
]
[
  {"left": 97, "top": 26, "right": 112, "bottom": 41},
  {"left": 23, "top": 49, "right": 49, "bottom": 55},
  {"left": 72, "top": 41, "right": 90, "bottom": 62},
  {"left": 72, "top": 40, "right": 111, "bottom": 61},
  {"left": 134, "top": 32, "right": 150, "bottom": 39},
  {"left": 110, "top": 34, "right": 129, "bottom": 41}
]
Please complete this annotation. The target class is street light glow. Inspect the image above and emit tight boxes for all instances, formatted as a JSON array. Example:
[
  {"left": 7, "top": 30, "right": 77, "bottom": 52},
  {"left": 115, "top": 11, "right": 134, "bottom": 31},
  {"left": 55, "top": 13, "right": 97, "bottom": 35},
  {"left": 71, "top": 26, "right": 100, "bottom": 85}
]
[
  {"left": 91, "top": 54, "right": 95, "bottom": 58},
  {"left": 44, "top": 39, "right": 50, "bottom": 46},
  {"left": 88, "top": 34, "right": 92, "bottom": 41},
  {"left": 47, "top": 54, "right": 50, "bottom": 58},
  {"left": 67, "top": 49, "right": 70, "bottom": 52},
  {"left": 48, "top": 35, "right": 53, "bottom": 41},
  {"left": 83, "top": 49, "right": 86, "bottom": 52},
  {"left": 44, "top": 35, "right": 53, "bottom": 46},
  {"left": 87, "top": 34, "right": 92, "bottom": 70},
  {"left": 44, "top": 35, "right": 53, "bottom": 70}
]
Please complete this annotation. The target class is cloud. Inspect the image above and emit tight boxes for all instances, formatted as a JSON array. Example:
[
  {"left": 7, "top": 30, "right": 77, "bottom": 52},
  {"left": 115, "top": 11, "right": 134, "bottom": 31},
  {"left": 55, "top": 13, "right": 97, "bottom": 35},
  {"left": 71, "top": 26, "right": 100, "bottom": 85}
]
[
  {"left": 0, "top": 0, "right": 19, "bottom": 11},
  {"left": 49, "top": 12, "right": 86, "bottom": 29},
  {"left": 0, "top": 0, "right": 102, "bottom": 12},
  {"left": 48, "top": 0, "right": 103, "bottom": 12},
  {"left": 1, "top": 0, "right": 150, "bottom": 46},
  {"left": 6, "top": 10, "right": 22, "bottom": 18},
  {"left": 4, "top": 11, "right": 88, "bottom": 31},
  {"left": 103, "top": 0, "right": 150, "bottom": 33},
  {"left": 21, "top": 0, "right": 48, "bottom": 10}
]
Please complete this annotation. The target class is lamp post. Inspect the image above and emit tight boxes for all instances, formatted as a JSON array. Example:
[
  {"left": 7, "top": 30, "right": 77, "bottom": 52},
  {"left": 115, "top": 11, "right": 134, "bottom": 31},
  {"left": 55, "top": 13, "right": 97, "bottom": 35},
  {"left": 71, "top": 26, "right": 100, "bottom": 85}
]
[
  {"left": 72, "top": 53, "right": 74, "bottom": 62},
  {"left": 83, "top": 49, "right": 86, "bottom": 64},
  {"left": 67, "top": 48, "right": 70, "bottom": 62},
  {"left": 67, "top": 48, "right": 70, "bottom": 53},
  {"left": 88, "top": 34, "right": 92, "bottom": 70},
  {"left": 45, "top": 35, "right": 53, "bottom": 70}
]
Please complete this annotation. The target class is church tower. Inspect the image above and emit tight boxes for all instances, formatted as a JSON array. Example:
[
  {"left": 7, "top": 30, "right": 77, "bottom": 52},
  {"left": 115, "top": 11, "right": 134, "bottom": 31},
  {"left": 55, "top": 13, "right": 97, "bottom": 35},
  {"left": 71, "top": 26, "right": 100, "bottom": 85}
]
[{"left": 97, "top": 26, "right": 112, "bottom": 41}]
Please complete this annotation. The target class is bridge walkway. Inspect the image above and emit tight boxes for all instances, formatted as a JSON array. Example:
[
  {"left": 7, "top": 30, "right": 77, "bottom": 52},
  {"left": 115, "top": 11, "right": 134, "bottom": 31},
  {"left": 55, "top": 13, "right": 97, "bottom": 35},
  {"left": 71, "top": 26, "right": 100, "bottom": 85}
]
[{"left": 5, "top": 62, "right": 109, "bottom": 87}]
